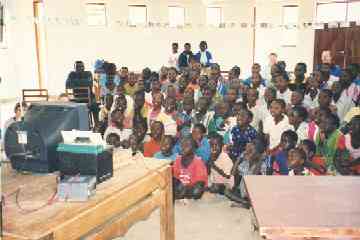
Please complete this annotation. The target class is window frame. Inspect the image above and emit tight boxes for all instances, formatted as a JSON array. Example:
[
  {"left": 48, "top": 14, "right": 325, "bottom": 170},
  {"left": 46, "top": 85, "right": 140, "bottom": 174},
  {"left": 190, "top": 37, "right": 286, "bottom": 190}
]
[
  {"left": 281, "top": 4, "right": 299, "bottom": 48},
  {"left": 206, "top": 6, "right": 223, "bottom": 27},
  {"left": 316, "top": 0, "right": 360, "bottom": 23},
  {"left": 168, "top": 6, "right": 185, "bottom": 28},
  {"left": 85, "top": 2, "right": 107, "bottom": 27},
  {"left": 128, "top": 4, "right": 148, "bottom": 26}
]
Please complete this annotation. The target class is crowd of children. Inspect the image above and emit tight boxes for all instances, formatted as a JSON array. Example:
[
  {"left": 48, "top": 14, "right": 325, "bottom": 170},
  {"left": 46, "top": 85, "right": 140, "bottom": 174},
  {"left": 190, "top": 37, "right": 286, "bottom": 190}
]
[
  {"left": 82, "top": 56, "right": 360, "bottom": 205},
  {"left": 4, "top": 48, "right": 360, "bottom": 206}
]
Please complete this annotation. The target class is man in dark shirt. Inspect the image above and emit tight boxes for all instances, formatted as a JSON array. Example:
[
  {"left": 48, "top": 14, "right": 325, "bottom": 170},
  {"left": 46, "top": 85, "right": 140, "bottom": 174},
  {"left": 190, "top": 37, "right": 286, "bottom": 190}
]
[
  {"left": 66, "top": 61, "right": 99, "bottom": 126},
  {"left": 178, "top": 43, "right": 193, "bottom": 70}
]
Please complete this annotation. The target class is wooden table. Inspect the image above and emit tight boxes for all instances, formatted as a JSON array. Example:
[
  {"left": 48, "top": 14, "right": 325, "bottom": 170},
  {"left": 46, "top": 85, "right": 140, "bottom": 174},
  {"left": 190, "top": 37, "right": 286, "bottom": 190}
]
[
  {"left": 244, "top": 176, "right": 360, "bottom": 240},
  {"left": 2, "top": 158, "right": 174, "bottom": 240}
]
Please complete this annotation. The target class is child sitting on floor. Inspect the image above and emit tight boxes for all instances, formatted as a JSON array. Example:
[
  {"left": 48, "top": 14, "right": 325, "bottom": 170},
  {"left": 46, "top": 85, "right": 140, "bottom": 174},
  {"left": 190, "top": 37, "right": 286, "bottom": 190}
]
[
  {"left": 208, "top": 133, "right": 234, "bottom": 194},
  {"left": 176, "top": 97, "right": 194, "bottom": 137},
  {"left": 191, "top": 123, "right": 211, "bottom": 163},
  {"left": 229, "top": 109, "right": 258, "bottom": 162},
  {"left": 315, "top": 111, "right": 342, "bottom": 174},
  {"left": 154, "top": 135, "right": 177, "bottom": 161},
  {"left": 208, "top": 101, "right": 230, "bottom": 136},
  {"left": 299, "top": 139, "right": 326, "bottom": 175},
  {"left": 287, "top": 147, "right": 310, "bottom": 175},
  {"left": 263, "top": 99, "right": 292, "bottom": 150},
  {"left": 274, "top": 72, "right": 292, "bottom": 105},
  {"left": 124, "top": 72, "right": 138, "bottom": 97},
  {"left": 192, "top": 96, "right": 214, "bottom": 130},
  {"left": 304, "top": 72, "right": 321, "bottom": 110},
  {"left": 335, "top": 115, "right": 360, "bottom": 175},
  {"left": 104, "top": 109, "right": 132, "bottom": 143},
  {"left": 226, "top": 137, "right": 268, "bottom": 208},
  {"left": 288, "top": 106, "right": 309, "bottom": 142},
  {"left": 172, "top": 136, "right": 208, "bottom": 200},
  {"left": 99, "top": 94, "right": 114, "bottom": 135},
  {"left": 143, "top": 121, "right": 164, "bottom": 157},
  {"left": 158, "top": 96, "right": 178, "bottom": 136},
  {"left": 246, "top": 88, "right": 267, "bottom": 131},
  {"left": 290, "top": 88, "right": 307, "bottom": 109},
  {"left": 270, "top": 130, "right": 298, "bottom": 175}
]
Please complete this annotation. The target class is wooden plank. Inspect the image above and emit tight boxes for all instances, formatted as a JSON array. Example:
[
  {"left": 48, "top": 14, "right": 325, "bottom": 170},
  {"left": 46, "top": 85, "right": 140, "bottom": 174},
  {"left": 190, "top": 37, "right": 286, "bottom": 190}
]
[
  {"left": 160, "top": 166, "right": 175, "bottom": 240},
  {"left": 85, "top": 191, "right": 161, "bottom": 240},
  {"left": 244, "top": 176, "right": 360, "bottom": 239}
]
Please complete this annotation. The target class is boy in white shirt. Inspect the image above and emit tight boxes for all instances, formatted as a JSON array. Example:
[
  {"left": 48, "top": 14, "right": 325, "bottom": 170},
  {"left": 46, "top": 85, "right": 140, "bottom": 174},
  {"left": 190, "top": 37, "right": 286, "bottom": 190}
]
[
  {"left": 288, "top": 106, "right": 309, "bottom": 142},
  {"left": 274, "top": 72, "right": 292, "bottom": 105},
  {"left": 168, "top": 42, "right": 179, "bottom": 69},
  {"left": 263, "top": 99, "right": 292, "bottom": 150},
  {"left": 246, "top": 88, "right": 266, "bottom": 131}
]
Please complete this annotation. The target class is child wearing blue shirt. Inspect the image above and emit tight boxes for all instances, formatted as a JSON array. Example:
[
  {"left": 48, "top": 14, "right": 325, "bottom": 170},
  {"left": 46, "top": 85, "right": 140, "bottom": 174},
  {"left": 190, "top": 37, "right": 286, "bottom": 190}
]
[
  {"left": 229, "top": 109, "right": 258, "bottom": 161},
  {"left": 154, "top": 135, "right": 177, "bottom": 161}
]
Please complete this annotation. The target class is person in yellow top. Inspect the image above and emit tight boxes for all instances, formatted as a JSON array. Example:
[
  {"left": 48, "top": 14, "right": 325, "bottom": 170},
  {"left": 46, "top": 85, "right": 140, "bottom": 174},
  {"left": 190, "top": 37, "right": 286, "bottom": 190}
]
[{"left": 124, "top": 72, "right": 138, "bottom": 97}]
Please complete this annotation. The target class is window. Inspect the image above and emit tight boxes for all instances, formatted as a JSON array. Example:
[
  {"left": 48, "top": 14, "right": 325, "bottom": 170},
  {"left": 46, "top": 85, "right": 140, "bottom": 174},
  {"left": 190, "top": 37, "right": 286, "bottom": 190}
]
[
  {"left": 316, "top": 2, "right": 347, "bottom": 22},
  {"left": 316, "top": 0, "right": 360, "bottom": 23},
  {"left": 86, "top": 3, "right": 107, "bottom": 26},
  {"left": 206, "top": 7, "right": 222, "bottom": 27},
  {"left": 169, "top": 6, "right": 185, "bottom": 27},
  {"left": 128, "top": 5, "right": 147, "bottom": 26},
  {"left": 282, "top": 5, "right": 299, "bottom": 47},
  {"left": 348, "top": 1, "right": 360, "bottom": 21}
]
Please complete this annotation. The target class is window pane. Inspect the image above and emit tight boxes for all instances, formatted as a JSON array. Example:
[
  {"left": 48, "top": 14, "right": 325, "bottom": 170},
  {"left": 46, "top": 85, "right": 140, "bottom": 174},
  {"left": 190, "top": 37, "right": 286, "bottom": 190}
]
[
  {"left": 316, "top": 3, "right": 347, "bottom": 22},
  {"left": 169, "top": 6, "right": 185, "bottom": 27},
  {"left": 348, "top": 2, "right": 360, "bottom": 21},
  {"left": 283, "top": 6, "right": 299, "bottom": 24},
  {"left": 86, "top": 3, "right": 107, "bottom": 26},
  {"left": 129, "top": 5, "right": 147, "bottom": 26},
  {"left": 206, "top": 7, "right": 222, "bottom": 26}
]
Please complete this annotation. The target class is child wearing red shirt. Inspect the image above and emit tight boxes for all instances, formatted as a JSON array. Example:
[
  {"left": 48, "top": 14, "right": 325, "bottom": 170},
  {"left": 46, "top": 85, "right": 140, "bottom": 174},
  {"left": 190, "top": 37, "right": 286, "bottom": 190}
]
[
  {"left": 172, "top": 136, "right": 208, "bottom": 200},
  {"left": 143, "top": 121, "right": 164, "bottom": 157},
  {"left": 299, "top": 139, "right": 326, "bottom": 175}
]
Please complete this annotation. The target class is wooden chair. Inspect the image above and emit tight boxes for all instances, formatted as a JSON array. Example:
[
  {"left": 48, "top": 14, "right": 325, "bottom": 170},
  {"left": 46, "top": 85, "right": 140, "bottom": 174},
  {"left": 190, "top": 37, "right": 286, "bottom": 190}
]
[{"left": 22, "top": 89, "right": 49, "bottom": 104}]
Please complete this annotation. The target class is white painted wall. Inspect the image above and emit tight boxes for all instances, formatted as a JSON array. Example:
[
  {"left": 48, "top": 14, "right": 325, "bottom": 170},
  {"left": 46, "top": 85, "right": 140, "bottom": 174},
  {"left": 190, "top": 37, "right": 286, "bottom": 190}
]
[
  {"left": 1, "top": 0, "right": 317, "bottom": 97},
  {"left": 42, "top": 0, "right": 255, "bottom": 95},
  {"left": 254, "top": 0, "right": 316, "bottom": 73},
  {"left": 0, "top": 0, "right": 38, "bottom": 99}
]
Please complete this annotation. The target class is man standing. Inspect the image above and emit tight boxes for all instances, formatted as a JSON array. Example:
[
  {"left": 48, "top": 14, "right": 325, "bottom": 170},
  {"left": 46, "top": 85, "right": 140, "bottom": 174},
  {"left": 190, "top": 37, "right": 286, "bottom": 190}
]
[
  {"left": 195, "top": 41, "right": 213, "bottom": 68},
  {"left": 168, "top": 42, "right": 179, "bottom": 69},
  {"left": 262, "top": 52, "right": 278, "bottom": 86},
  {"left": 319, "top": 50, "right": 342, "bottom": 88},
  {"left": 66, "top": 61, "right": 99, "bottom": 126},
  {"left": 178, "top": 43, "right": 193, "bottom": 70}
]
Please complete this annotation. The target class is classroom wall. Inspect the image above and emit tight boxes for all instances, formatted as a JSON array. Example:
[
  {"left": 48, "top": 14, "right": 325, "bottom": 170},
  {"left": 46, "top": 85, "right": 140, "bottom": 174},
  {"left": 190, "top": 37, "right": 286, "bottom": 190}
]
[
  {"left": 0, "top": 0, "right": 38, "bottom": 99},
  {"left": 254, "top": 0, "right": 316, "bottom": 73},
  {"left": 42, "top": 0, "right": 256, "bottom": 95},
  {"left": 1, "top": 0, "right": 317, "bottom": 97}
]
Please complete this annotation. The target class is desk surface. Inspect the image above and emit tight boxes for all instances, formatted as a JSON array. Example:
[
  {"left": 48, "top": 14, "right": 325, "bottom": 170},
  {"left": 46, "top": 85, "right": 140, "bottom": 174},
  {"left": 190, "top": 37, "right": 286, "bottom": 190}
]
[
  {"left": 2, "top": 159, "right": 170, "bottom": 239},
  {"left": 244, "top": 176, "right": 360, "bottom": 239}
]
